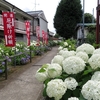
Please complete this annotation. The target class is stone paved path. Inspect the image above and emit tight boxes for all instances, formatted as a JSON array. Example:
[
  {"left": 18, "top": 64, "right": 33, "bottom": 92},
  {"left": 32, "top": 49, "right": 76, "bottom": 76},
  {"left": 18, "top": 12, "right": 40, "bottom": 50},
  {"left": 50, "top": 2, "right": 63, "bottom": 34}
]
[{"left": 0, "top": 46, "right": 58, "bottom": 100}]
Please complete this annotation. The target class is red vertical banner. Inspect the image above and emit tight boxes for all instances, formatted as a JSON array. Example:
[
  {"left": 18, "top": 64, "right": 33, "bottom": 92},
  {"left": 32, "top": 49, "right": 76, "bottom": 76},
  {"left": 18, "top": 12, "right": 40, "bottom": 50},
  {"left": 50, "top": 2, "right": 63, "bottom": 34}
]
[
  {"left": 36, "top": 26, "right": 40, "bottom": 44},
  {"left": 25, "top": 21, "right": 30, "bottom": 46},
  {"left": 45, "top": 32, "right": 48, "bottom": 44},
  {"left": 2, "top": 12, "right": 15, "bottom": 47},
  {"left": 42, "top": 30, "right": 45, "bottom": 44},
  {"left": 42, "top": 30, "right": 48, "bottom": 45}
]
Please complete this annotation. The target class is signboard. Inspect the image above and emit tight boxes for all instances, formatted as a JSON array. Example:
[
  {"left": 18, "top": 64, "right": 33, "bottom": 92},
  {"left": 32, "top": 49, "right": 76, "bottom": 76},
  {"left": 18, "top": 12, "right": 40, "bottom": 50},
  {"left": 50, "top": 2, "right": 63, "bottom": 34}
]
[
  {"left": 25, "top": 21, "right": 30, "bottom": 46},
  {"left": 2, "top": 12, "right": 15, "bottom": 47}
]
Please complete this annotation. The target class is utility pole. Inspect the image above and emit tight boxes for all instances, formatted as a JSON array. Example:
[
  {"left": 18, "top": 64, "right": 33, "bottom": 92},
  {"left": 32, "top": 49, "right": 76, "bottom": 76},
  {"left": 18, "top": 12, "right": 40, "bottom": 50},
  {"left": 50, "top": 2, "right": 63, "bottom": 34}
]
[
  {"left": 82, "top": 0, "right": 85, "bottom": 43},
  {"left": 35, "top": 0, "right": 36, "bottom": 11},
  {"left": 96, "top": 0, "right": 100, "bottom": 46},
  {"left": 34, "top": 0, "right": 39, "bottom": 11},
  {"left": 92, "top": 8, "right": 94, "bottom": 23}
]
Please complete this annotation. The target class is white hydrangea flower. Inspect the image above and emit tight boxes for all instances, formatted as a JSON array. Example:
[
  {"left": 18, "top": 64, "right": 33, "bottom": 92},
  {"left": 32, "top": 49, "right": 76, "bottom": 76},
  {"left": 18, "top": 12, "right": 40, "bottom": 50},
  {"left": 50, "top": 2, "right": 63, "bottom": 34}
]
[
  {"left": 61, "top": 50, "right": 76, "bottom": 59},
  {"left": 35, "top": 68, "right": 48, "bottom": 82},
  {"left": 30, "top": 40, "right": 37, "bottom": 46},
  {"left": 81, "top": 80, "right": 100, "bottom": 100},
  {"left": 88, "top": 54, "right": 100, "bottom": 69},
  {"left": 25, "top": 47, "right": 29, "bottom": 51},
  {"left": 46, "top": 79, "right": 67, "bottom": 100},
  {"left": 69, "top": 45, "right": 71, "bottom": 48},
  {"left": 68, "top": 97, "right": 79, "bottom": 100},
  {"left": 91, "top": 71, "right": 100, "bottom": 81},
  {"left": 76, "top": 51, "right": 89, "bottom": 63},
  {"left": 51, "top": 55, "right": 64, "bottom": 66},
  {"left": 53, "top": 40, "right": 58, "bottom": 44},
  {"left": 76, "top": 43, "right": 95, "bottom": 55},
  {"left": 58, "top": 46, "right": 63, "bottom": 51},
  {"left": 16, "top": 43, "right": 20, "bottom": 47},
  {"left": 47, "top": 63, "right": 62, "bottom": 78},
  {"left": 6, "top": 53, "right": 9, "bottom": 56},
  {"left": 64, "top": 77, "right": 78, "bottom": 90},
  {"left": 93, "top": 48, "right": 100, "bottom": 54},
  {"left": 12, "top": 47, "right": 16, "bottom": 50},
  {"left": 64, "top": 42, "right": 68, "bottom": 46},
  {"left": 35, "top": 64, "right": 50, "bottom": 82},
  {"left": 81, "top": 80, "right": 95, "bottom": 100},
  {"left": 63, "top": 48, "right": 68, "bottom": 51},
  {"left": 16, "top": 48, "right": 19, "bottom": 52},
  {"left": 58, "top": 50, "right": 64, "bottom": 55},
  {"left": 63, "top": 56, "right": 85, "bottom": 74}
]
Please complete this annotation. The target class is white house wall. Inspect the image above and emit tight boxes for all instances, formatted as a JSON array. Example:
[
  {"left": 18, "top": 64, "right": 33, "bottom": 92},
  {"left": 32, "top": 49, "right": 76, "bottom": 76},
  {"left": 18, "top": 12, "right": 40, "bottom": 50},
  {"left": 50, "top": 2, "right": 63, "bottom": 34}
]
[
  {"left": 77, "top": 27, "right": 83, "bottom": 39},
  {"left": 34, "top": 19, "right": 38, "bottom": 32},
  {"left": 77, "top": 27, "right": 88, "bottom": 40},
  {"left": 39, "top": 18, "right": 47, "bottom": 37}
]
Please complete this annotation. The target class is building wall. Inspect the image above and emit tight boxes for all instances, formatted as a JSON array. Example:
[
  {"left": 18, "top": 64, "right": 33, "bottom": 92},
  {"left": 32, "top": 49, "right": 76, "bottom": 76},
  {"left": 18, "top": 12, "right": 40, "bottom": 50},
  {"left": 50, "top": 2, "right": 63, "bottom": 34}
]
[
  {"left": 77, "top": 27, "right": 89, "bottom": 40},
  {"left": 16, "top": 34, "right": 37, "bottom": 43},
  {"left": 40, "top": 18, "right": 48, "bottom": 37}
]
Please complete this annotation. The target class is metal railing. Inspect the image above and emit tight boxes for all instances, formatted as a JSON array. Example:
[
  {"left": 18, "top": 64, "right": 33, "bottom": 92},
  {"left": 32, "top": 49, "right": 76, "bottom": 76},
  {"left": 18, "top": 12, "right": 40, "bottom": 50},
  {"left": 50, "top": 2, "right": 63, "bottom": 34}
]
[
  {"left": 0, "top": 49, "right": 32, "bottom": 80},
  {"left": 0, "top": 59, "right": 7, "bottom": 80}
]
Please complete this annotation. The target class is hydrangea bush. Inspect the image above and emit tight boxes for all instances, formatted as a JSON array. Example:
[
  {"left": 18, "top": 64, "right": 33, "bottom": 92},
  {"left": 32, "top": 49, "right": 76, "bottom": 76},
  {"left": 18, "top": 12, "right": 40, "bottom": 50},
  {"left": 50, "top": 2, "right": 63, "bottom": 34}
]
[
  {"left": 35, "top": 42, "right": 100, "bottom": 100},
  {"left": 0, "top": 40, "right": 56, "bottom": 74}
]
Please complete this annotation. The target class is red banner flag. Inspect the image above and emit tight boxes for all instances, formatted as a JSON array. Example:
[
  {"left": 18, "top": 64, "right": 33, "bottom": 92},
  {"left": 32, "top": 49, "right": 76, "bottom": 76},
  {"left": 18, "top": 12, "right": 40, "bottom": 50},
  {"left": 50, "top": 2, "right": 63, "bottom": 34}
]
[
  {"left": 42, "top": 30, "right": 48, "bottom": 44},
  {"left": 42, "top": 30, "right": 45, "bottom": 44},
  {"left": 2, "top": 12, "right": 16, "bottom": 47},
  {"left": 25, "top": 21, "right": 30, "bottom": 46},
  {"left": 45, "top": 32, "right": 48, "bottom": 44}
]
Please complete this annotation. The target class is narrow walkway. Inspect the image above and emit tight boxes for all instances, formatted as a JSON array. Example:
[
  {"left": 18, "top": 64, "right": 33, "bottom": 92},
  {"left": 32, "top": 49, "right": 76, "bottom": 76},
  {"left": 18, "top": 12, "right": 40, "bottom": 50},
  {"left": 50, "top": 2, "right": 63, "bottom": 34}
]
[{"left": 0, "top": 46, "right": 58, "bottom": 100}]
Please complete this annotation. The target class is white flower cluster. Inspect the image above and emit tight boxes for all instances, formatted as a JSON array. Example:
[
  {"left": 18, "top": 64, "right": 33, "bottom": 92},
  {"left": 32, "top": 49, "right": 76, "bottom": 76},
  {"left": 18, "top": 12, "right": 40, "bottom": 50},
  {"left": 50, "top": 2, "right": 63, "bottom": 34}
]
[
  {"left": 53, "top": 40, "right": 58, "bottom": 44},
  {"left": 35, "top": 63, "right": 62, "bottom": 82},
  {"left": 63, "top": 56, "right": 85, "bottom": 74},
  {"left": 30, "top": 40, "right": 40, "bottom": 46},
  {"left": 46, "top": 79, "right": 67, "bottom": 100},
  {"left": 47, "top": 63, "right": 62, "bottom": 78},
  {"left": 93, "top": 48, "right": 100, "bottom": 54},
  {"left": 35, "top": 64, "right": 50, "bottom": 82},
  {"left": 91, "top": 71, "right": 100, "bottom": 81},
  {"left": 63, "top": 48, "right": 68, "bottom": 51},
  {"left": 76, "top": 51, "right": 89, "bottom": 63},
  {"left": 58, "top": 46, "right": 63, "bottom": 51},
  {"left": 12, "top": 47, "right": 19, "bottom": 52},
  {"left": 68, "top": 97, "right": 79, "bottom": 100},
  {"left": 76, "top": 43, "right": 95, "bottom": 54},
  {"left": 58, "top": 50, "right": 64, "bottom": 55},
  {"left": 88, "top": 54, "right": 100, "bottom": 69},
  {"left": 64, "top": 77, "right": 78, "bottom": 90},
  {"left": 0, "top": 47, "right": 3, "bottom": 53},
  {"left": 16, "top": 43, "right": 20, "bottom": 47},
  {"left": 64, "top": 42, "right": 68, "bottom": 46},
  {"left": 51, "top": 55, "right": 64, "bottom": 66},
  {"left": 61, "top": 50, "right": 76, "bottom": 59},
  {"left": 35, "top": 68, "right": 48, "bottom": 82},
  {"left": 81, "top": 80, "right": 100, "bottom": 100}
]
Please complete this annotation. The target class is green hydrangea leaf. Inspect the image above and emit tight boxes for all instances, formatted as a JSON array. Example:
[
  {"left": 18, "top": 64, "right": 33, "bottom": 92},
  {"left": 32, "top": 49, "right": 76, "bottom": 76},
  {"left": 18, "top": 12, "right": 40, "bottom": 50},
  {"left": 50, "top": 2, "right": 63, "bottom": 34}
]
[{"left": 38, "top": 67, "right": 46, "bottom": 73}]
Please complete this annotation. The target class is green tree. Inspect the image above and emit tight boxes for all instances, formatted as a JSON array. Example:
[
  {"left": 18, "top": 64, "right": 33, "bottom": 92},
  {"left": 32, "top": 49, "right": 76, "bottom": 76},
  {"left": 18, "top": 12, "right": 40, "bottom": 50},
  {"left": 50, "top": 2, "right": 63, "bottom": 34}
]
[
  {"left": 83, "top": 13, "right": 96, "bottom": 23},
  {"left": 53, "top": 0, "right": 82, "bottom": 39},
  {"left": 85, "top": 25, "right": 96, "bottom": 45}
]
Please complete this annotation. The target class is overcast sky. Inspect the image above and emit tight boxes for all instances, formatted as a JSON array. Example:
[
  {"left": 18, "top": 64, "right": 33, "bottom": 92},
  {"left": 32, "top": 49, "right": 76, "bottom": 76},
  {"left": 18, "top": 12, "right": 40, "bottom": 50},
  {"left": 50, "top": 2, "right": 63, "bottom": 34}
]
[{"left": 6, "top": 0, "right": 97, "bottom": 33}]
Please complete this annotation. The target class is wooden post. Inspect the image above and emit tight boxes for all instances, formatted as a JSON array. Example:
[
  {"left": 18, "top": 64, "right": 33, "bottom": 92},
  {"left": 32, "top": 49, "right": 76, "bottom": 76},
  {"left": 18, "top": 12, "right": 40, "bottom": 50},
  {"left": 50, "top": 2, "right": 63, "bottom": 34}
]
[
  {"left": 5, "top": 59, "right": 7, "bottom": 80},
  {"left": 96, "top": 0, "right": 100, "bottom": 46}
]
